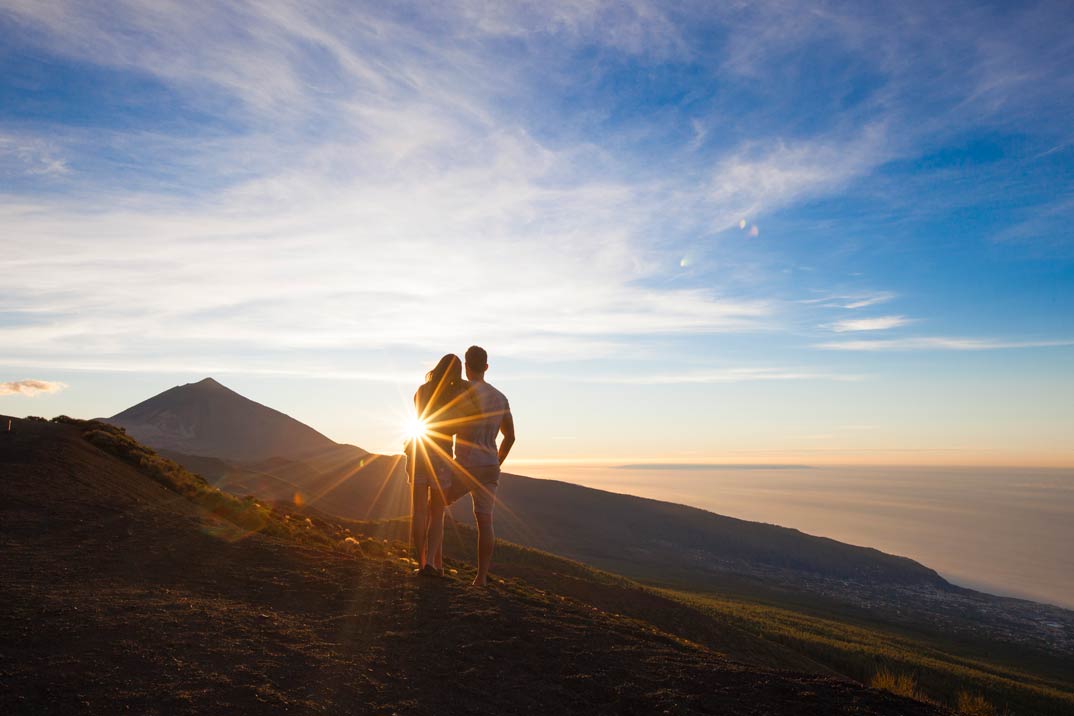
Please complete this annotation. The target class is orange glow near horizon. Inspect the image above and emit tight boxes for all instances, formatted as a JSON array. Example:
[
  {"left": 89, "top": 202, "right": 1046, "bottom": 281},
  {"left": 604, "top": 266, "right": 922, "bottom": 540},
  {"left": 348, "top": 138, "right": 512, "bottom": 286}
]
[
  {"left": 362, "top": 373, "right": 1074, "bottom": 470},
  {"left": 505, "top": 451, "right": 1074, "bottom": 469}
]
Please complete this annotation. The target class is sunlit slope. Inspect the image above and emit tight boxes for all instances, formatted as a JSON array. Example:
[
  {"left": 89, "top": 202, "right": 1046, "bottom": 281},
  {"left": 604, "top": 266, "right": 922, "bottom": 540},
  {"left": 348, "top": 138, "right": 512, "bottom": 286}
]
[
  {"left": 0, "top": 416, "right": 943, "bottom": 716},
  {"left": 172, "top": 453, "right": 946, "bottom": 590},
  {"left": 180, "top": 451, "right": 947, "bottom": 591},
  {"left": 166, "top": 444, "right": 409, "bottom": 521}
]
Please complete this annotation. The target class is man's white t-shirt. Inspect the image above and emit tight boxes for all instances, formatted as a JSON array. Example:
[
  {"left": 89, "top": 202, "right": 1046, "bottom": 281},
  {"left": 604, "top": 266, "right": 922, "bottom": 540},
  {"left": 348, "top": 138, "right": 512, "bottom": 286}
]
[{"left": 455, "top": 380, "right": 510, "bottom": 469}]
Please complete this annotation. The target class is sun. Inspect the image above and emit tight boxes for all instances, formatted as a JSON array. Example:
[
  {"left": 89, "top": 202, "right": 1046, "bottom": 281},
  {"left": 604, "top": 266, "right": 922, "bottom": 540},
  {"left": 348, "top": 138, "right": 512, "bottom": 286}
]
[{"left": 403, "top": 416, "right": 428, "bottom": 442}]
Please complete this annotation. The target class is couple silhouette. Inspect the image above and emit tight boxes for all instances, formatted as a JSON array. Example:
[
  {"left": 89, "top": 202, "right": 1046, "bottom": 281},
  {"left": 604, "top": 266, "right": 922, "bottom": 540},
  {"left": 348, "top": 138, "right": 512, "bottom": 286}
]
[{"left": 406, "top": 345, "right": 515, "bottom": 586}]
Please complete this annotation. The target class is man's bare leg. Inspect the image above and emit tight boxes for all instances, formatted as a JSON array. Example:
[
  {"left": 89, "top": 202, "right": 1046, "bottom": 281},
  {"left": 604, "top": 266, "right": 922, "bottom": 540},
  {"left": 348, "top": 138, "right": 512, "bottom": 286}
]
[
  {"left": 473, "top": 512, "right": 494, "bottom": 586},
  {"left": 410, "top": 483, "right": 428, "bottom": 567}
]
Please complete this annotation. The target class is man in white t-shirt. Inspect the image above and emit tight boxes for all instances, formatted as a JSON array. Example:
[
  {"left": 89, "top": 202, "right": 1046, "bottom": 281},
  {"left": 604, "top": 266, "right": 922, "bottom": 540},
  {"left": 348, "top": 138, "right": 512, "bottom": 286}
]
[{"left": 438, "top": 345, "right": 515, "bottom": 586}]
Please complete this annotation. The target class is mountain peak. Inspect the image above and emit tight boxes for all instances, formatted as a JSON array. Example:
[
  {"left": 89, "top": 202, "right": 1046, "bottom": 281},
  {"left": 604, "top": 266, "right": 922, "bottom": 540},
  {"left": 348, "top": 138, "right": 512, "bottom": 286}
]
[{"left": 108, "top": 378, "right": 336, "bottom": 461}]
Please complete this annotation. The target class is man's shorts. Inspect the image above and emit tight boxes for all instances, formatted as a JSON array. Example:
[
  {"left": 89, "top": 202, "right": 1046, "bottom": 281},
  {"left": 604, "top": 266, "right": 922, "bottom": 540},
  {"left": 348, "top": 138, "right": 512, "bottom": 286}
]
[{"left": 444, "top": 464, "right": 500, "bottom": 515}]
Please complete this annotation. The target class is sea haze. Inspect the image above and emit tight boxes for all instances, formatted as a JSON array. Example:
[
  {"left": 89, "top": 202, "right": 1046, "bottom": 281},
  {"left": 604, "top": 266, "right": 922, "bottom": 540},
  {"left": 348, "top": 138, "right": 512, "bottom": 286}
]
[{"left": 519, "top": 464, "right": 1074, "bottom": 609}]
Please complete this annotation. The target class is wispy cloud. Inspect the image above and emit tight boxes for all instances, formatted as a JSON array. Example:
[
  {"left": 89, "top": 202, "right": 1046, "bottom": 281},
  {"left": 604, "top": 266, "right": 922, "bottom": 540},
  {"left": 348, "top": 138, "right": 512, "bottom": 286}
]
[
  {"left": 991, "top": 196, "right": 1074, "bottom": 252},
  {"left": 842, "top": 293, "right": 897, "bottom": 310},
  {"left": 585, "top": 368, "right": 862, "bottom": 384},
  {"left": 0, "top": 133, "right": 70, "bottom": 177},
  {"left": 800, "top": 292, "right": 896, "bottom": 310},
  {"left": 817, "top": 337, "right": 1074, "bottom": 352},
  {"left": 0, "top": 379, "right": 68, "bottom": 397},
  {"left": 0, "top": 355, "right": 857, "bottom": 387},
  {"left": 458, "top": 0, "right": 685, "bottom": 57},
  {"left": 829, "top": 315, "right": 913, "bottom": 332},
  {"left": 0, "top": 356, "right": 418, "bottom": 383},
  {"left": 705, "top": 126, "right": 893, "bottom": 228}
]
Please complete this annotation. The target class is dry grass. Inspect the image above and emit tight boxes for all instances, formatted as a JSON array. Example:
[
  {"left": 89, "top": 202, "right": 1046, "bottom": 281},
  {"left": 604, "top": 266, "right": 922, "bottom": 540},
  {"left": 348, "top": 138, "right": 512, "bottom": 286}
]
[
  {"left": 957, "top": 691, "right": 996, "bottom": 716},
  {"left": 870, "top": 668, "right": 924, "bottom": 701}
]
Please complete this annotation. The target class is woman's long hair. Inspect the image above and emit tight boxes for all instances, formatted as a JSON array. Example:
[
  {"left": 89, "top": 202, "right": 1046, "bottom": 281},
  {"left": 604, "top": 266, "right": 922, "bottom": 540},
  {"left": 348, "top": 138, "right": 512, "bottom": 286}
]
[{"left": 423, "top": 353, "right": 464, "bottom": 419}]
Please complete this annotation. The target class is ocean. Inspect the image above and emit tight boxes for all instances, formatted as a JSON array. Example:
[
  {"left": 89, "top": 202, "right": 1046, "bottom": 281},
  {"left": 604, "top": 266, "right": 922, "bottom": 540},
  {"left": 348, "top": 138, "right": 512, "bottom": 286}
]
[{"left": 515, "top": 463, "right": 1074, "bottom": 609}]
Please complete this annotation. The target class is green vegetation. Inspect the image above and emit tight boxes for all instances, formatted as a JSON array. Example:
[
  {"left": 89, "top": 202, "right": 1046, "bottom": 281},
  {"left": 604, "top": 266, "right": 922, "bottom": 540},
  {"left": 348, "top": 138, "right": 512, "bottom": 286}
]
[{"left": 664, "top": 587, "right": 1074, "bottom": 716}]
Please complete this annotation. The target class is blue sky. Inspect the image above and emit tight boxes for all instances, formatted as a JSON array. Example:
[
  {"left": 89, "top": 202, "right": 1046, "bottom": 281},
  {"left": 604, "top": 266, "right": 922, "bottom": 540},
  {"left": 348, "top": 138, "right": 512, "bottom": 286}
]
[{"left": 2, "top": 1, "right": 1072, "bottom": 464}]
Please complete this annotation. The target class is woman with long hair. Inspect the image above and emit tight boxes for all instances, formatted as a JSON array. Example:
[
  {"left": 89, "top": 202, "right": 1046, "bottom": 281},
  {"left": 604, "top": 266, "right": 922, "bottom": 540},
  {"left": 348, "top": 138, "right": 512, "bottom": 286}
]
[{"left": 407, "top": 353, "right": 472, "bottom": 577}]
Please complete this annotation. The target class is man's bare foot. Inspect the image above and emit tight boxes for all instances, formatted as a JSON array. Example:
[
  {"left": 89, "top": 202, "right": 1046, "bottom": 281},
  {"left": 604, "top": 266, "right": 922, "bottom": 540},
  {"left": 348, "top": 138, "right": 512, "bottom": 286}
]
[{"left": 471, "top": 577, "right": 487, "bottom": 587}]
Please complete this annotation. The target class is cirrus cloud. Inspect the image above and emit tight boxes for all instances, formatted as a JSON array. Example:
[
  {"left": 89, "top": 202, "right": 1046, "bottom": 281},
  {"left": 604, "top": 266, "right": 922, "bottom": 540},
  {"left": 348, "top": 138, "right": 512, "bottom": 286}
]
[
  {"left": 829, "top": 315, "right": 913, "bottom": 333},
  {"left": 816, "top": 337, "right": 1074, "bottom": 351}
]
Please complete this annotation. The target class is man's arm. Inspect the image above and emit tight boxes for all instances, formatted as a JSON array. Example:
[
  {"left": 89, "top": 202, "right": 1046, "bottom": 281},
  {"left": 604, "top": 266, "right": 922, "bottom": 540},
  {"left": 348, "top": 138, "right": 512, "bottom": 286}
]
[{"left": 497, "top": 410, "right": 515, "bottom": 465}]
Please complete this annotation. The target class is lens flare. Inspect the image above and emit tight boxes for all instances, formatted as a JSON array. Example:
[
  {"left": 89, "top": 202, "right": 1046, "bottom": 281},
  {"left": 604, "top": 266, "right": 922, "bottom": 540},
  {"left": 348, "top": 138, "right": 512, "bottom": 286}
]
[{"left": 403, "top": 416, "right": 428, "bottom": 441}]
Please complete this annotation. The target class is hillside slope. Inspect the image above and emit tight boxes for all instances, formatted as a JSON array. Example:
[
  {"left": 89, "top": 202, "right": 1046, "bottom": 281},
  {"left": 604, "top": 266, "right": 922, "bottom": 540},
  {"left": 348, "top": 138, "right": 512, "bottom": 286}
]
[
  {"left": 467, "top": 472, "right": 946, "bottom": 586},
  {"left": 352, "top": 516, "right": 1074, "bottom": 715},
  {"left": 109, "top": 380, "right": 949, "bottom": 591},
  {"left": 0, "top": 416, "right": 944, "bottom": 716}
]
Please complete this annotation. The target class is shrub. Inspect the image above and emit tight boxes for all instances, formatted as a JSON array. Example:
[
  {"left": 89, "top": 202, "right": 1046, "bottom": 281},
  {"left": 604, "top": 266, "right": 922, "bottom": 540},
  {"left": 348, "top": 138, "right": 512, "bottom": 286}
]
[{"left": 870, "top": 668, "right": 923, "bottom": 701}]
